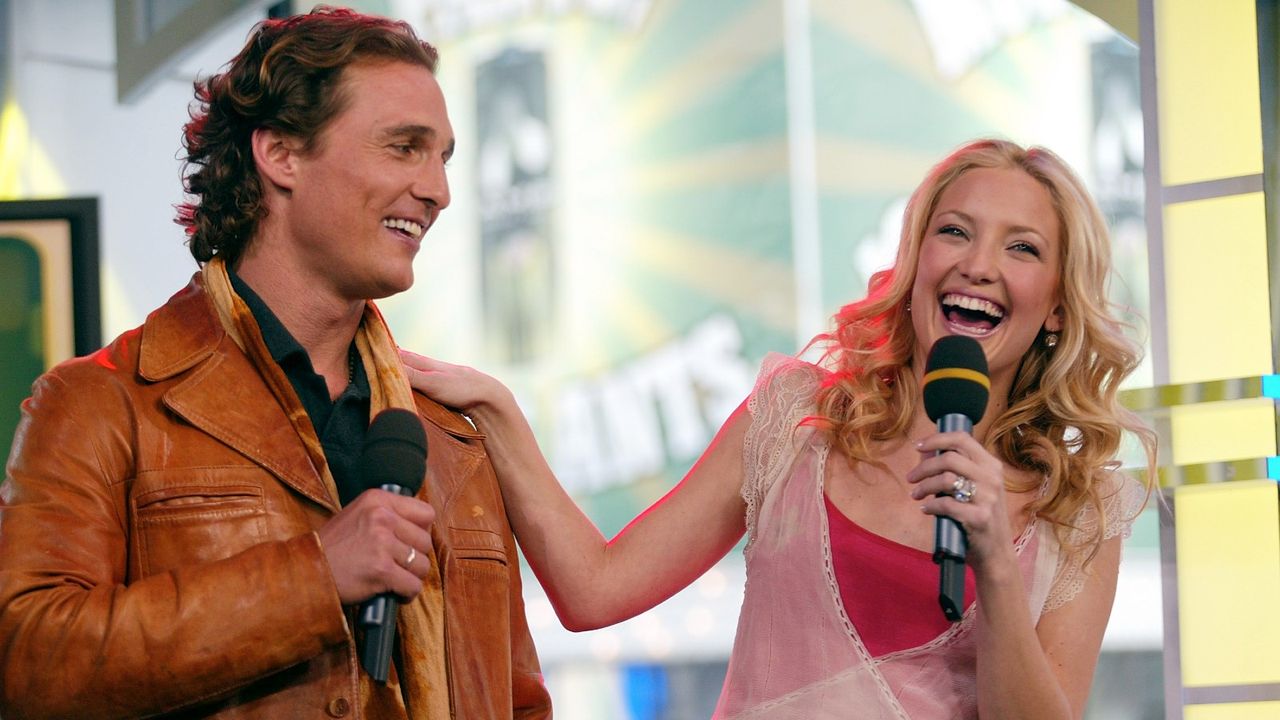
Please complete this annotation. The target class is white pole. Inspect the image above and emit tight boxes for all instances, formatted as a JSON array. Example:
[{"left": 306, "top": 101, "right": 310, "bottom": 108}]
[{"left": 783, "top": 0, "right": 824, "bottom": 354}]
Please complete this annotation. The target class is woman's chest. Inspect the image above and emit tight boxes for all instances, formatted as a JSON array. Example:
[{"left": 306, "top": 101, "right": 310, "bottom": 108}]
[{"left": 822, "top": 446, "right": 1036, "bottom": 553}]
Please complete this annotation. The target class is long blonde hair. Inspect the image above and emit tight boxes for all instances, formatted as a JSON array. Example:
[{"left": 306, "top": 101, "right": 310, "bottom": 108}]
[{"left": 810, "top": 138, "right": 1156, "bottom": 565}]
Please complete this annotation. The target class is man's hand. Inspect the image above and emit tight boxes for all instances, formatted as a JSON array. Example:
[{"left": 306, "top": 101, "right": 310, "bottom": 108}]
[{"left": 317, "top": 489, "right": 436, "bottom": 605}]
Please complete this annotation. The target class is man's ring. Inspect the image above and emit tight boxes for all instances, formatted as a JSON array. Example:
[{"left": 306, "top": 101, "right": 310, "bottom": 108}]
[
  {"left": 953, "top": 476, "right": 975, "bottom": 503},
  {"left": 405, "top": 547, "right": 417, "bottom": 567}
]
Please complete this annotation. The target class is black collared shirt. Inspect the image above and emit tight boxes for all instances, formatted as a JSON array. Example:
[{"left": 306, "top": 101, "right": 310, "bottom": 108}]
[{"left": 228, "top": 270, "right": 370, "bottom": 506}]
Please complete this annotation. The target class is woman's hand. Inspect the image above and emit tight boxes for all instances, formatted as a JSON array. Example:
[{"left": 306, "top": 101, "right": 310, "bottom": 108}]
[
  {"left": 905, "top": 432, "right": 1017, "bottom": 573},
  {"left": 399, "top": 349, "right": 512, "bottom": 413},
  {"left": 399, "top": 351, "right": 751, "bottom": 632}
]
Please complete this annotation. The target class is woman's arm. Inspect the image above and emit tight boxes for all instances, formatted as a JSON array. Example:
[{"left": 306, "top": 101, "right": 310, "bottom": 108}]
[
  {"left": 964, "top": 532, "right": 1118, "bottom": 720},
  {"left": 1025, "top": 535, "right": 1121, "bottom": 717},
  {"left": 401, "top": 351, "right": 749, "bottom": 630}
]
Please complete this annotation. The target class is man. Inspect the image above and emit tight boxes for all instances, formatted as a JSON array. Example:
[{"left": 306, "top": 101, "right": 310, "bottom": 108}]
[{"left": 0, "top": 7, "right": 550, "bottom": 719}]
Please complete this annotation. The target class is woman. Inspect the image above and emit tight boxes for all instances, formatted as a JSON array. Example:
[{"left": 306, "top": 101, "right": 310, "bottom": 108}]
[{"left": 402, "top": 138, "right": 1156, "bottom": 718}]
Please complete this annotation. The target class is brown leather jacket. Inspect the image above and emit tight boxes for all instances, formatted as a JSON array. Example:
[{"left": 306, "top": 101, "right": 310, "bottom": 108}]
[{"left": 0, "top": 276, "right": 551, "bottom": 720}]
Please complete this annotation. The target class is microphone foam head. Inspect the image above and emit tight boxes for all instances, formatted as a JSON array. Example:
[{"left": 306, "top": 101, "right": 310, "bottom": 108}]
[
  {"left": 361, "top": 408, "right": 428, "bottom": 494},
  {"left": 922, "top": 335, "right": 990, "bottom": 424}
]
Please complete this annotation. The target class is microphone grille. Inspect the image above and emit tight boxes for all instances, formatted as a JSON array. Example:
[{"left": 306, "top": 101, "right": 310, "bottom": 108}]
[
  {"left": 361, "top": 408, "right": 428, "bottom": 494},
  {"left": 922, "top": 335, "right": 990, "bottom": 424}
]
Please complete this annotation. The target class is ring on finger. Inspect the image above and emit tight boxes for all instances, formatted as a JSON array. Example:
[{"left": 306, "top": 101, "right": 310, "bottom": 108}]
[
  {"left": 952, "top": 476, "right": 976, "bottom": 504},
  {"left": 404, "top": 547, "right": 417, "bottom": 567}
]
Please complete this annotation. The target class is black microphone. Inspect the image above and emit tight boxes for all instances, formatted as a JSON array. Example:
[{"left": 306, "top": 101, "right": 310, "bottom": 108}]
[
  {"left": 357, "top": 408, "right": 428, "bottom": 683},
  {"left": 921, "top": 335, "right": 989, "bottom": 622}
]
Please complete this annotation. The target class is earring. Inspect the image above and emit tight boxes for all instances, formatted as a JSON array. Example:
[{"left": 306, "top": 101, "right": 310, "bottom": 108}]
[
  {"left": 905, "top": 300, "right": 912, "bottom": 313},
  {"left": 1044, "top": 333, "right": 1058, "bottom": 348}
]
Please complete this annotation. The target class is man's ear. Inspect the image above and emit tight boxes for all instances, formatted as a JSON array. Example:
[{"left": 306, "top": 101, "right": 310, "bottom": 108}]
[{"left": 251, "top": 128, "right": 302, "bottom": 191}]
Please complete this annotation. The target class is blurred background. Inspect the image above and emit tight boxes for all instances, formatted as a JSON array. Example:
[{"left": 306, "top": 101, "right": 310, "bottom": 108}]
[{"left": 3, "top": 1, "right": 1277, "bottom": 718}]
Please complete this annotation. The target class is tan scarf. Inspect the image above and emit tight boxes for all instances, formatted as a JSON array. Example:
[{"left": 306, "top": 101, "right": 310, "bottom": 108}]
[{"left": 203, "top": 257, "right": 448, "bottom": 720}]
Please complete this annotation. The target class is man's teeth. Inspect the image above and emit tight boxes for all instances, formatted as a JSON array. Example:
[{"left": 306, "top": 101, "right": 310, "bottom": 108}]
[
  {"left": 941, "top": 293, "right": 1003, "bottom": 319},
  {"left": 383, "top": 218, "right": 423, "bottom": 238}
]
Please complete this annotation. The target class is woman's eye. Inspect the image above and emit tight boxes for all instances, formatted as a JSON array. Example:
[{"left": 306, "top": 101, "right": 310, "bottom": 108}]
[
  {"left": 939, "top": 225, "right": 966, "bottom": 237},
  {"left": 1011, "top": 241, "right": 1041, "bottom": 257}
]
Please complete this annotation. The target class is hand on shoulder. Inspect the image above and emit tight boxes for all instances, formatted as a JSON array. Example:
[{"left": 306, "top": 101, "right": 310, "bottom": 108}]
[{"left": 399, "top": 349, "right": 514, "bottom": 413}]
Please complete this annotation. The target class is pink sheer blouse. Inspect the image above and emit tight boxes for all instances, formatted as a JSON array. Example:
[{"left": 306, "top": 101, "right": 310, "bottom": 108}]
[{"left": 713, "top": 353, "right": 1146, "bottom": 719}]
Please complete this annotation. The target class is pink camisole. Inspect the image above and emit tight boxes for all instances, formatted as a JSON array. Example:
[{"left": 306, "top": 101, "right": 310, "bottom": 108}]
[{"left": 824, "top": 493, "right": 976, "bottom": 658}]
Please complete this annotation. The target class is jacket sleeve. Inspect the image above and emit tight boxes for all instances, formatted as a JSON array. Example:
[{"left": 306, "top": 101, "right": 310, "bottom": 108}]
[{"left": 0, "top": 364, "right": 350, "bottom": 719}]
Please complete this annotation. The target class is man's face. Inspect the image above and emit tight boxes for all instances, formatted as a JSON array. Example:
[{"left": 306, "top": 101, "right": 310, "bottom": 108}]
[{"left": 285, "top": 60, "right": 454, "bottom": 302}]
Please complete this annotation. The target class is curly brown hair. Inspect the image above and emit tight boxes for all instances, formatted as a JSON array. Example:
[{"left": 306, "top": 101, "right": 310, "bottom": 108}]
[
  {"left": 176, "top": 6, "right": 439, "bottom": 265},
  {"left": 809, "top": 138, "right": 1156, "bottom": 567}
]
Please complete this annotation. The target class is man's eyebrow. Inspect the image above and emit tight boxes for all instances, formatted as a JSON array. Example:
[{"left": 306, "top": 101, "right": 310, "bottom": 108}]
[
  {"left": 379, "top": 124, "right": 455, "bottom": 157},
  {"left": 378, "top": 124, "right": 436, "bottom": 140}
]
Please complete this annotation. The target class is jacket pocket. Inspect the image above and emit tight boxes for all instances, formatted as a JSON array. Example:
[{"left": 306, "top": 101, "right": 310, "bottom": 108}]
[
  {"left": 449, "top": 527, "right": 509, "bottom": 564},
  {"left": 131, "top": 467, "right": 268, "bottom": 578},
  {"left": 444, "top": 527, "right": 513, "bottom": 713}
]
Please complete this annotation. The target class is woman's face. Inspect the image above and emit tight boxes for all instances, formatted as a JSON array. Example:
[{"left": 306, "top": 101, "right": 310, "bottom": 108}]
[{"left": 909, "top": 167, "right": 1064, "bottom": 386}]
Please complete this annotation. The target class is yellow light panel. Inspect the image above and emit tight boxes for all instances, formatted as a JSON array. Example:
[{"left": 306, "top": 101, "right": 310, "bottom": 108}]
[
  {"left": 1186, "top": 702, "right": 1280, "bottom": 720},
  {"left": 1169, "top": 398, "right": 1276, "bottom": 467},
  {"left": 1175, "top": 480, "right": 1280, "bottom": 687},
  {"left": 1163, "top": 193, "right": 1272, "bottom": 384},
  {"left": 1155, "top": 0, "right": 1262, "bottom": 185}
]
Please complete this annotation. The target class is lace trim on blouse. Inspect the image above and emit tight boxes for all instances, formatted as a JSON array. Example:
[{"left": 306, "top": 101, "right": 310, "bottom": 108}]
[
  {"left": 742, "top": 353, "right": 821, "bottom": 555},
  {"left": 1042, "top": 471, "right": 1148, "bottom": 613}
]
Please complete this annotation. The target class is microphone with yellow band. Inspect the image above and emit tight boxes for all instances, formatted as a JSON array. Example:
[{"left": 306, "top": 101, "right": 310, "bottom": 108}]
[{"left": 921, "top": 335, "right": 990, "bottom": 622}]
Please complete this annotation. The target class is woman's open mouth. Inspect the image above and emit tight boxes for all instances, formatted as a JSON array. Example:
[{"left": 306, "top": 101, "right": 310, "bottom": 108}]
[{"left": 940, "top": 292, "right": 1004, "bottom": 336}]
